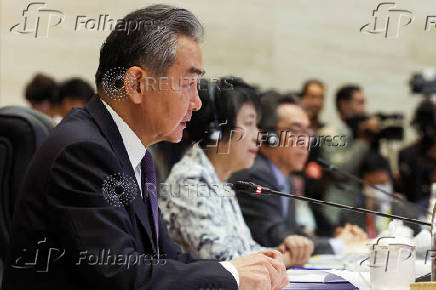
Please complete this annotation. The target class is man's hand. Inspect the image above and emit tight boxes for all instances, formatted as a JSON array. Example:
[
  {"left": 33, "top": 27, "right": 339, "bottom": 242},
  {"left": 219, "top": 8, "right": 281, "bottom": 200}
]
[
  {"left": 335, "top": 224, "right": 369, "bottom": 248},
  {"left": 229, "top": 250, "right": 289, "bottom": 290},
  {"left": 277, "top": 235, "right": 314, "bottom": 267}
]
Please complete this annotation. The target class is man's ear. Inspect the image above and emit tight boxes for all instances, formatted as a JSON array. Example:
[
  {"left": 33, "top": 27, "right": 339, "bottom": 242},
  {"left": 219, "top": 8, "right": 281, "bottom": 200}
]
[{"left": 124, "top": 66, "right": 147, "bottom": 105}]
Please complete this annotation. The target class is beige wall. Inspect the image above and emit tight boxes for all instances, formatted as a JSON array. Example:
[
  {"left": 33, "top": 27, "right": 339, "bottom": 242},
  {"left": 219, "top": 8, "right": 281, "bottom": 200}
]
[{"left": 1, "top": 0, "right": 436, "bottom": 147}]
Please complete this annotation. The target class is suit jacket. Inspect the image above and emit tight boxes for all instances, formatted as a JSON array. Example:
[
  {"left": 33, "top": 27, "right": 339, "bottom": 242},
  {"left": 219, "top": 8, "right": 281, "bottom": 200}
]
[
  {"left": 398, "top": 141, "right": 436, "bottom": 204},
  {"left": 4, "top": 96, "right": 237, "bottom": 290},
  {"left": 229, "top": 153, "right": 333, "bottom": 254}
]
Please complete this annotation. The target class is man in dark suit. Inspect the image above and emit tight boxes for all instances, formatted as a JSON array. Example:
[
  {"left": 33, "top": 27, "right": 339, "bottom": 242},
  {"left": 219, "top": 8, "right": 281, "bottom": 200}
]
[
  {"left": 230, "top": 93, "right": 368, "bottom": 256},
  {"left": 4, "top": 5, "right": 288, "bottom": 290}
]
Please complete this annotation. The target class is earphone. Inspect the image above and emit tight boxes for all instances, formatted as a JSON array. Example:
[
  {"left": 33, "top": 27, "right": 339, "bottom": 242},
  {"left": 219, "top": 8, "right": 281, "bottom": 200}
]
[
  {"left": 205, "top": 80, "right": 222, "bottom": 141},
  {"left": 265, "top": 131, "right": 280, "bottom": 147}
]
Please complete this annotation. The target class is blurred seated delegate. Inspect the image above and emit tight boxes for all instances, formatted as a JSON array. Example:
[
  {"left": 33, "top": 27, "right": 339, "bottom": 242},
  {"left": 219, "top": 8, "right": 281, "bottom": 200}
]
[
  {"left": 51, "top": 77, "right": 94, "bottom": 124},
  {"left": 339, "top": 150, "right": 421, "bottom": 237},
  {"left": 230, "top": 93, "right": 368, "bottom": 254},
  {"left": 24, "top": 73, "right": 58, "bottom": 117},
  {"left": 159, "top": 77, "right": 314, "bottom": 267}
]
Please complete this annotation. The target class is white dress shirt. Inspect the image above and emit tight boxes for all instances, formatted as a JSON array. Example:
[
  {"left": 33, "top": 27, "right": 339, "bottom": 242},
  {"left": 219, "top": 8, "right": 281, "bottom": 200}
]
[
  {"left": 101, "top": 100, "right": 239, "bottom": 286},
  {"left": 102, "top": 100, "right": 146, "bottom": 195}
]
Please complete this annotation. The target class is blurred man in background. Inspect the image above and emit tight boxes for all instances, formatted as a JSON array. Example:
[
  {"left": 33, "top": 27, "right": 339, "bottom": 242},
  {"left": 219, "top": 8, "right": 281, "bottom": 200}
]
[
  {"left": 51, "top": 77, "right": 94, "bottom": 123},
  {"left": 300, "top": 79, "right": 325, "bottom": 132},
  {"left": 24, "top": 73, "right": 58, "bottom": 117},
  {"left": 299, "top": 79, "right": 332, "bottom": 235},
  {"left": 398, "top": 99, "right": 436, "bottom": 208},
  {"left": 319, "top": 84, "right": 378, "bottom": 225}
]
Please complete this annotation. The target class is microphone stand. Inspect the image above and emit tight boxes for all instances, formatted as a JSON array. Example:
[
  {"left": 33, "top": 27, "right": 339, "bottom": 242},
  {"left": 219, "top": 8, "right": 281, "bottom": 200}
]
[
  {"left": 317, "top": 158, "right": 432, "bottom": 217},
  {"left": 233, "top": 181, "right": 431, "bottom": 227}
]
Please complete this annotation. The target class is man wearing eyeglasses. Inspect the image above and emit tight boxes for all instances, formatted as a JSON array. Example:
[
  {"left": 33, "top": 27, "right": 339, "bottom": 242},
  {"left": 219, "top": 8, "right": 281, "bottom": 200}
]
[{"left": 230, "top": 92, "right": 368, "bottom": 257}]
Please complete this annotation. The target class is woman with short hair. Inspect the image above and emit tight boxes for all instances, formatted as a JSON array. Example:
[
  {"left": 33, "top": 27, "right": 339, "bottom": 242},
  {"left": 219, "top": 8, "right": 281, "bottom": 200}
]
[{"left": 159, "top": 77, "right": 313, "bottom": 267}]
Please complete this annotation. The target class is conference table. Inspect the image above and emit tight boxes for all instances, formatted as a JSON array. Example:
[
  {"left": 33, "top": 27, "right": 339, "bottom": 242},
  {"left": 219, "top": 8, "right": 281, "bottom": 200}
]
[{"left": 284, "top": 254, "right": 431, "bottom": 289}]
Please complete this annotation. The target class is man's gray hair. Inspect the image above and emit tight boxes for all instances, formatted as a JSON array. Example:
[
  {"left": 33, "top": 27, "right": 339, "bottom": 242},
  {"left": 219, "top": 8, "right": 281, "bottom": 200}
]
[{"left": 95, "top": 4, "right": 204, "bottom": 88}]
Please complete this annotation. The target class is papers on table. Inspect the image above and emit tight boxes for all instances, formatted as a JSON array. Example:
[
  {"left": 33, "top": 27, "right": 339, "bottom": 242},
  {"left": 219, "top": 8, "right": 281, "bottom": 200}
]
[
  {"left": 285, "top": 253, "right": 431, "bottom": 290},
  {"left": 327, "top": 270, "right": 370, "bottom": 290},
  {"left": 285, "top": 269, "right": 359, "bottom": 289},
  {"left": 287, "top": 270, "right": 334, "bottom": 283}
]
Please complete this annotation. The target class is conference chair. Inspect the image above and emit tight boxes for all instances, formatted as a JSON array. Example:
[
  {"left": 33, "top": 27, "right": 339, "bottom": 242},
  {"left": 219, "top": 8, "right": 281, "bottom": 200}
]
[{"left": 0, "top": 106, "right": 53, "bottom": 286}]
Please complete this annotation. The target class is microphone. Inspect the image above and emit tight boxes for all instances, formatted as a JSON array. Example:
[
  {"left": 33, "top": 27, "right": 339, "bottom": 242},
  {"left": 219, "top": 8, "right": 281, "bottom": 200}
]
[
  {"left": 317, "top": 158, "right": 431, "bottom": 216},
  {"left": 233, "top": 181, "right": 431, "bottom": 227}
]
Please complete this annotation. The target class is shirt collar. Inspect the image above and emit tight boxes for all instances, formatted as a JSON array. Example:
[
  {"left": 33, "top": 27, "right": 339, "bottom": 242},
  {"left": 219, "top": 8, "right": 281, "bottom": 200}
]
[
  {"left": 101, "top": 99, "right": 146, "bottom": 169},
  {"left": 339, "top": 120, "right": 352, "bottom": 136},
  {"left": 187, "top": 145, "right": 224, "bottom": 185},
  {"left": 268, "top": 160, "right": 288, "bottom": 190}
]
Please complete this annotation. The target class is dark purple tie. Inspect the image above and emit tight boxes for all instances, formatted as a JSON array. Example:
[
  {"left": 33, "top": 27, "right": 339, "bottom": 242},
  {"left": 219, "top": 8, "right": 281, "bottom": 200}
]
[{"left": 141, "top": 151, "right": 159, "bottom": 255}]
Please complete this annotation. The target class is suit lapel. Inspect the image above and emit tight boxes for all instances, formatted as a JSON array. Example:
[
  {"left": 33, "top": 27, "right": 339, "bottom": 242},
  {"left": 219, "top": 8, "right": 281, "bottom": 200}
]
[
  {"left": 256, "top": 154, "right": 289, "bottom": 214},
  {"left": 85, "top": 96, "right": 156, "bottom": 252},
  {"left": 257, "top": 154, "right": 296, "bottom": 222}
]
